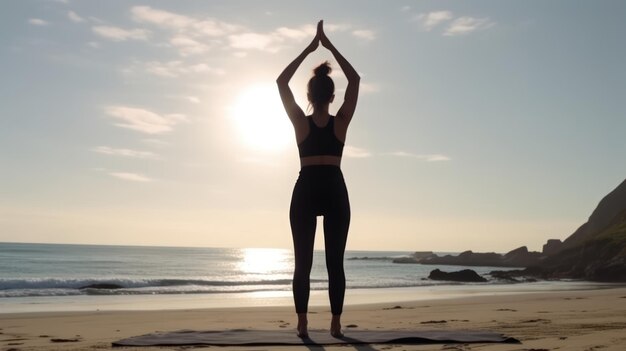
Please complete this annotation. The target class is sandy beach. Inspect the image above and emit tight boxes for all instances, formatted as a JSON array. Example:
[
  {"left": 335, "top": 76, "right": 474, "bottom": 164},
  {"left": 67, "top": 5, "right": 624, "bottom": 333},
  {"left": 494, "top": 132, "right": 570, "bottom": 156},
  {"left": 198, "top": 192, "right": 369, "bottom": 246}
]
[{"left": 1, "top": 286, "right": 625, "bottom": 351}]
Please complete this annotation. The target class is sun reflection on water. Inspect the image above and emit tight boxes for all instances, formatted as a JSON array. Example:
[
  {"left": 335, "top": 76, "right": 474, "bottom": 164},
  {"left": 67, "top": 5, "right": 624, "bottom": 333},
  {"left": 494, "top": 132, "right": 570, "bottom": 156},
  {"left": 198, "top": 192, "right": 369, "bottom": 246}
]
[{"left": 238, "top": 248, "right": 292, "bottom": 276}]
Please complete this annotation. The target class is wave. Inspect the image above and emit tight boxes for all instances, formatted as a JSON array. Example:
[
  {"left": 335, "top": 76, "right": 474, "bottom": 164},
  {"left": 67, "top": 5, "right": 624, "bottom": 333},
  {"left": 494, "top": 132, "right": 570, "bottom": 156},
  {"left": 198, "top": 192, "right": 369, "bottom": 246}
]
[
  {"left": 0, "top": 277, "right": 328, "bottom": 296},
  {"left": 0, "top": 276, "right": 502, "bottom": 298},
  {"left": 347, "top": 256, "right": 397, "bottom": 261},
  {"left": 0, "top": 277, "right": 324, "bottom": 290}
]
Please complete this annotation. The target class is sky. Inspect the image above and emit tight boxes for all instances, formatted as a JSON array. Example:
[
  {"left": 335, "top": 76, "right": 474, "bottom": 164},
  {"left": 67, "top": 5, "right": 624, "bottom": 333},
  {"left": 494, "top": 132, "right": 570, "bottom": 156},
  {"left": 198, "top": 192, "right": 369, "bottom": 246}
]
[{"left": 1, "top": 0, "right": 625, "bottom": 252}]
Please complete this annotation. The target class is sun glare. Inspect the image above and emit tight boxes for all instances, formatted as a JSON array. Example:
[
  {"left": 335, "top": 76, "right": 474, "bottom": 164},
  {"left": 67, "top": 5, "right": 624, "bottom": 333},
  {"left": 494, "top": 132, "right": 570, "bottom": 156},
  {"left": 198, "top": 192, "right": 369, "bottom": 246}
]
[
  {"left": 231, "top": 84, "right": 293, "bottom": 152},
  {"left": 238, "top": 248, "right": 291, "bottom": 275}
]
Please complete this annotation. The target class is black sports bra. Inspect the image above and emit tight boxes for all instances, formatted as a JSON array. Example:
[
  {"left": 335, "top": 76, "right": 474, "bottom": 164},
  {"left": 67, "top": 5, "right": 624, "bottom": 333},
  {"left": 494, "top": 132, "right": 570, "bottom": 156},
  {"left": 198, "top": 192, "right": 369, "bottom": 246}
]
[{"left": 297, "top": 116, "right": 344, "bottom": 158}]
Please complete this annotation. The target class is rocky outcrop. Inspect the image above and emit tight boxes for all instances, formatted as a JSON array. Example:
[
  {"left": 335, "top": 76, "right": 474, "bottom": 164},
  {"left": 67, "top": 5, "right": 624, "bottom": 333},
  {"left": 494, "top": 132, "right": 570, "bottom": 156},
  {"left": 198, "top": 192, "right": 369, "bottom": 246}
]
[
  {"left": 507, "top": 178, "right": 626, "bottom": 282},
  {"left": 420, "top": 251, "right": 501, "bottom": 266},
  {"left": 529, "top": 212, "right": 626, "bottom": 281},
  {"left": 558, "top": 178, "right": 626, "bottom": 253},
  {"left": 428, "top": 269, "right": 487, "bottom": 282},
  {"left": 489, "top": 269, "right": 539, "bottom": 283},
  {"left": 406, "top": 178, "right": 626, "bottom": 282},
  {"left": 412, "top": 247, "right": 542, "bottom": 268},
  {"left": 542, "top": 239, "right": 563, "bottom": 256},
  {"left": 392, "top": 251, "right": 437, "bottom": 263},
  {"left": 502, "top": 246, "right": 543, "bottom": 267}
]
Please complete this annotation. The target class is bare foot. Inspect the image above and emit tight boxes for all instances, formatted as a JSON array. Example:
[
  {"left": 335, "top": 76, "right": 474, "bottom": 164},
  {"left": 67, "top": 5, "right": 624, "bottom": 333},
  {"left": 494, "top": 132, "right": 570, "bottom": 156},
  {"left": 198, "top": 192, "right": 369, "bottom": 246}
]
[
  {"left": 297, "top": 313, "right": 308, "bottom": 338},
  {"left": 297, "top": 328, "right": 308, "bottom": 338},
  {"left": 330, "top": 315, "right": 343, "bottom": 338}
]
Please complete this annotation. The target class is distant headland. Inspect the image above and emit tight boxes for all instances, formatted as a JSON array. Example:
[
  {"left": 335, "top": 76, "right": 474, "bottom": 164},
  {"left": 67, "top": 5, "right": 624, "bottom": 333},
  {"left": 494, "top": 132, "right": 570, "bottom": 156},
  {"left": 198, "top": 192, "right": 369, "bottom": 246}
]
[{"left": 394, "top": 178, "right": 626, "bottom": 282}]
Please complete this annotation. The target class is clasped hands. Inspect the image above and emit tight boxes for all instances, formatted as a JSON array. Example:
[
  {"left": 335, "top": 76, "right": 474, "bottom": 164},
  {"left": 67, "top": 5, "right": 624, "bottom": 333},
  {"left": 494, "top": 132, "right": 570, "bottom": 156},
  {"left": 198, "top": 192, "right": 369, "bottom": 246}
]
[{"left": 306, "top": 20, "right": 332, "bottom": 53}]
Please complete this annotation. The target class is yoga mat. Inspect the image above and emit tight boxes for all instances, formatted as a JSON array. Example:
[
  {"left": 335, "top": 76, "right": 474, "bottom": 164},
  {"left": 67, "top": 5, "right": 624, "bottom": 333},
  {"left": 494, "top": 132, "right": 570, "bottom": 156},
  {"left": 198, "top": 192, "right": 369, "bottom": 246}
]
[{"left": 113, "top": 329, "right": 520, "bottom": 346}]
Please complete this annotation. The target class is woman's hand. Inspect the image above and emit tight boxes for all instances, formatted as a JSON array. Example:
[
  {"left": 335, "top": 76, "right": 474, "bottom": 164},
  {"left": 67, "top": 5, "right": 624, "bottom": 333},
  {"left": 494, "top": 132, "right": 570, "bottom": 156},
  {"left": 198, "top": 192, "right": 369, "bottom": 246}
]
[
  {"left": 317, "top": 20, "right": 331, "bottom": 49},
  {"left": 314, "top": 20, "right": 360, "bottom": 126},
  {"left": 277, "top": 20, "right": 324, "bottom": 128}
]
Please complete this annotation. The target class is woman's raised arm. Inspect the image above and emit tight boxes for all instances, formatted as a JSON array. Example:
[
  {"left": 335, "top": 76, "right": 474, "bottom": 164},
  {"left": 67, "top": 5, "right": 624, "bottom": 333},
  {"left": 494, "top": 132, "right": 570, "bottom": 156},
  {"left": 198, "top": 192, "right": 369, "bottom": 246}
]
[
  {"left": 318, "top": 21, "right": 360, "bottom": 125},
  {"left": 276, "top": 31, "right": 319, "bottom": 125}
]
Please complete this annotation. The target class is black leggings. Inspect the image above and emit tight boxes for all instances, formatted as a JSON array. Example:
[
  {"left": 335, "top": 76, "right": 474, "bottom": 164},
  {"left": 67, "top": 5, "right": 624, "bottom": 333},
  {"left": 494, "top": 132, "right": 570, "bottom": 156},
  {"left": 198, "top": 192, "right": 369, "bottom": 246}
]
[{"left": 290, "top": 165, "right": 350, "bottom": 315}]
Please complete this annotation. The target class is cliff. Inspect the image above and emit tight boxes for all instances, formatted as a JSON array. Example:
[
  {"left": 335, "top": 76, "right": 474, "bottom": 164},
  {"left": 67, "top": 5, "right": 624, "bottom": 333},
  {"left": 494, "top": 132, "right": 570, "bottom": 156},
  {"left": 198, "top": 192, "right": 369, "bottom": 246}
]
[
  {"left": 501, "top": 178, "right": 626, "bottom": 282},
  {"left": 532, "top": 209, "right": 626, "bottom": 281},
  {"left": 558, "top": 178, "right": 626, "bottom": 252}
]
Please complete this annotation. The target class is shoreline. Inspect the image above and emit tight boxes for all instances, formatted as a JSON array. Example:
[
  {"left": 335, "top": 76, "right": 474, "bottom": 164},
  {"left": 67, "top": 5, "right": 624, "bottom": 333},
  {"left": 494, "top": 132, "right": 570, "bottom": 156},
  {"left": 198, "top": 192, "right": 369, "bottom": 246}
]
[
  {"left": 1, "top": 280, "right": 621, "bottom": 314},
  {"left": 1, "top": 286, "right": 625, "bottom": 350}
]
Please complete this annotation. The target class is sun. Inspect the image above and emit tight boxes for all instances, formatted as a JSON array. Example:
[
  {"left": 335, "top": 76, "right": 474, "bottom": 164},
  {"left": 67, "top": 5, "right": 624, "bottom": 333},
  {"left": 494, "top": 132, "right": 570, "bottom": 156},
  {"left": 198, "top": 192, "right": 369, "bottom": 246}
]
[{"left": 230, "top": 84, "right": 293, "bottom": 152}]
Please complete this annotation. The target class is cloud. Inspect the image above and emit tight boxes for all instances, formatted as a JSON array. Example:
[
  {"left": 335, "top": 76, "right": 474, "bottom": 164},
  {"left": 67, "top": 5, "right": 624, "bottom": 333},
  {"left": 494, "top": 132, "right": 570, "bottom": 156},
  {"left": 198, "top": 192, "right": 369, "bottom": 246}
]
[
  {"left": 131, "top": 6, "right": 352, "bottom": 52},
  {"left": 228, "top": 24, "right": 330, "bottom": 52},
  {"left": 169, "top": 35, "right": 210, "bottom": 56},
  {"left": 142, "top": 138, "right": 171, "bottom": 147},
  {"left": 326, "top": 23, "right": 351, "bottom": 32},
  {"left": 93, "top": 146, "right": 160, "bottom": 160},
  {"left": 67, "top": 11, "right": 85, "bottom": 23},
  {"left": 109, "top": 172, "right": 152, "bottom": 182},
  {"left": 352, "top": 29, "right": 376, "bottom": 40},
  {"left": 360, "top": 82, "right": 381, "bottom": 93},
  {"left": 131, "top": 5, "right": 241, "bottom": 36},
  {"left": 28, "top": 18, "right": 49, "bottom": 26},
  {"left": 413, "top": 11, "right": 494, "bottom": 36},
  {"left": 129, "top": 6, "right": 248, "bottom": 56},
  {"left": 93, "top": 5, "right": 360, "bottom": 57},
  {"left": 414, "top": 11, "right": 453, "bottom": 31},
  {"left": 388, "top": 151, "right": 451, "bottom": 161},
  {"left": 92, "top": 25, "right": 150, "bottom": 41},
  {"left": 105, "top": 105, "right": 188, "bottom": 134},
  {"left": 228, "top": 32, "right": 280, "bottom": 52},
  {"left": 193, "top": 19, "right": 242, "bottom": 37},
  {"left": 444, "top": 16, "right": 494, "bottom": 36},
  {"left": 344, "top": 145, "right": 371, "bottom": 158},
  {"left": 104, "top": 6, "right": 357, "bottom": 56},
  {"left": 142, "top": 60, "right": 224, "bottom": 77},
  {"left": 131, "top": 5, "right": 194, "bottom": 30},
  {"left": 274, "top": 25, "right": 315, "bottom": 41},
  {"left": 185, "top": 96, "right": 201, "bottom": 104},
  {"left": 167, "top": 95, "right": 201, "bottom": 104}
]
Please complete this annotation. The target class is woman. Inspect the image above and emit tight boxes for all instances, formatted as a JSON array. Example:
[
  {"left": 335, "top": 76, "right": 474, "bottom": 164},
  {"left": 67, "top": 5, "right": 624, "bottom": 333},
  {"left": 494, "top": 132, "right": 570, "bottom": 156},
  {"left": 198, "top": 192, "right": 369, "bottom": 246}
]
[{"left": 276, "top": 20, "right": 360, "bottom": 338}]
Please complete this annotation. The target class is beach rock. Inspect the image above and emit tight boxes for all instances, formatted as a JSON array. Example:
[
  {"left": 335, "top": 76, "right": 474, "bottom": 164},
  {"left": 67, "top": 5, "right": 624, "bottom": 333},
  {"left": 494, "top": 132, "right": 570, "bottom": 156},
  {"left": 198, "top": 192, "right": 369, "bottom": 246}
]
[
  {"left": 542, "top": 239, "right": 563, "bottom": 256},
  {"left": 78, "top": 283, "right": 124, "bottom": 290},
  {"left": 502, "top": 246, "right": 542, "bottom": 267},
  {"left": 489, "top": 269, "right": 538, "bottom": 283},
  {"left": 503, "top": 246, "right": 528, "bottom": 259},
  {"left": 392, "top": 251, "right": 437, "bottom": 264},
  {"left": 348, "top": 256, "right": 393, "bottom": 261},
  {"left": 404, "top": 248, "right": 543, "bottom": 268},
  {"left": 421, "top": 251, "right": 505, "bottom": 267},
  {"left": 428, "top": 269, "right": 487, "bottom": 282}
]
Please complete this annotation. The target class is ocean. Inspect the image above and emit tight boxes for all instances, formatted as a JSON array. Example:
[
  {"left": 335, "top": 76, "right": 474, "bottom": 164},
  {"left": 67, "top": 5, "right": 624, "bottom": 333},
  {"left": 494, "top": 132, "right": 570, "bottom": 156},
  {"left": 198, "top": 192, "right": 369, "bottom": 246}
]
[
  {"left": 0, "top": 242, "right": 610, "bottom": 313},
  {"left": 0, "top": 242, "right": 510, "bottom": 298}
]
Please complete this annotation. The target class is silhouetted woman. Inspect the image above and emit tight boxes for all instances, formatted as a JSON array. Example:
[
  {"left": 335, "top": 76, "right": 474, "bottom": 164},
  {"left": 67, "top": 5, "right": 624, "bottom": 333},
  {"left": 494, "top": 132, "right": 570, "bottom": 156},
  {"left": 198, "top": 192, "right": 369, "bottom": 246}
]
[{"left": 276, "top": 20, "right": 360, "bottom": 338}]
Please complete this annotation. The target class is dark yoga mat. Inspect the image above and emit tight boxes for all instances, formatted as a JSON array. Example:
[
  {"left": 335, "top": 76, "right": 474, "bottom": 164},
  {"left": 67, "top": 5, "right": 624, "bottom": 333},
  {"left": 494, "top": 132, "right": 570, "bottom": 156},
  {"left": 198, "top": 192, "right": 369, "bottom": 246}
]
[{"left": 113, "top": 329, "right": 520, "bottom": 346}]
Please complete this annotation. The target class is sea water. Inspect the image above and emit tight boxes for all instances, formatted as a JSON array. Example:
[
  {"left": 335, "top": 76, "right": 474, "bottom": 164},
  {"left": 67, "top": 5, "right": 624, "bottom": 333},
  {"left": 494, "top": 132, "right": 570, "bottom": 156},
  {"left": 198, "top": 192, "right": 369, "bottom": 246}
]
[{"left": 0, "top": 242, "right": 612, "bottom": 313}]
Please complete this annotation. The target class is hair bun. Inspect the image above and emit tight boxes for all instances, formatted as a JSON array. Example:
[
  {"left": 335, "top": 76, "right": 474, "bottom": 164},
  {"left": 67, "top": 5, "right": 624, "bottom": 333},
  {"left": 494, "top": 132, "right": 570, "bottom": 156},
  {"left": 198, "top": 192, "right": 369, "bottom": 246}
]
[{"left": 313, "top": 61, "right": 332, "bottom": 77}]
